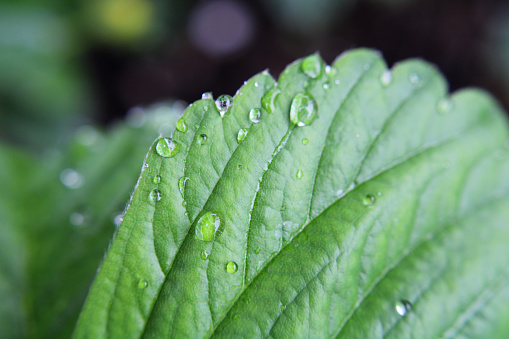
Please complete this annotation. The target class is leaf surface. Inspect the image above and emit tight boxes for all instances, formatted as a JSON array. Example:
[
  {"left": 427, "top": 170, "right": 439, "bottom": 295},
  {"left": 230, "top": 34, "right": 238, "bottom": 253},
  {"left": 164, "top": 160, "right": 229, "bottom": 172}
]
[{"left": 74, "top": 49, "right": 509, "bottom": 338}]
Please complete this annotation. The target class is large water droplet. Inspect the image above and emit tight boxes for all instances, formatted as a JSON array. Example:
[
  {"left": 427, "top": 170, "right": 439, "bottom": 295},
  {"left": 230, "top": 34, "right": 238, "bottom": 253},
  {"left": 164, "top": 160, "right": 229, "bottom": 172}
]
[
  {"left": 261, "top": 87, "right": 281, "bottom": 114},
  {"left": 198, "top": 134, "right": 208, "bottom": 145},
  {"left": 178, "top": 177, "right": 189, "bottom": 198},
  {"left": 296, "top": 169, "right": 303, "bottom": 179},
  {"left": 290, "top": 92, "right": 317, "bottom": 126},
  {"left": 60, "top": 168, "right": 84, "bottom": 189},
  {"left": 395, "top": 300, "right": 412, "bottom": 317},
  {"left": 202, "top": 92, "right": 213, "bottom": 100},
  {"left": 150, "top": 189, "right": 162, "bottom": 202},
  {"left": 226, "top": 261, "right": 238, "bottom": 273},
  {"left": 196, "top": 212, "right": 221, "bottom": 241},
  {"left": 380, "top": 70, "right": 392, "bottom": 86},
  {"left": 176, "top": 118, "right": 187, "bottom": 133},
  {"left": 237, "top": 128, "right": 248, "bottom": 144},
  {"left": 200, "top": 250, "right": 209, "bottom": 260},
  {"left": 156, "top": 138, "right": 180, "bottom": 157},
  {"left": 215, "top": 94, "right": 233, "bottom": 117},
  {"left": 362, "top": 194, "right": 375, "bottom": 206},
  {"left": 437, "top": 98, "right": 454, "bottom": 114},
  {"left": 301, "top": 54, "right": 323, "bottom": 79},
  {"left": 138, "top": 279, "right": 148, "bottom": 289},
  {"left": 249, "top": 108, "right": 261, "bottom": 123}
]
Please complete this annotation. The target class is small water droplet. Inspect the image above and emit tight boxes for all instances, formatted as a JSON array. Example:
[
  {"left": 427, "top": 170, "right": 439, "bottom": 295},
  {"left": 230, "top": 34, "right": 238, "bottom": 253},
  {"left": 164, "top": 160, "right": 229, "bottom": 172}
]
[
  {"left": 176, "top": 118, "right": 187, "bottom": 133},
  {"left": 290, "top": 92, "right": 317, "bottom": 127},
  {"left": 182, "top": 200, "right": 187, "bottom": 207},
  {"left": 355, "top": 133, "right": 360, "bottom": 138},
  {"left": 198, "top": 134, "right": 208, "bottom": 145},
  {"left": 261, "top": 87, "right": 281, "bottom": 114},
  {"left": 296, "top": 169, "right": 303, "bottom": 179},
  {"left": 144, "top": 164, "right": 149, "bottom": 168},
  {"left": 362, "top": 194, "right": 375, "bottom": 206},
  {"left": 233, "top": 314, "right": 240, "bottom": 320},
  {"left": 200, "top": 250, "right": 209, "bottom": 260},
  {"left": 202, "top": 92, "right": 213, "bottom": 100},
  {"left": 150, "top": 189, "right": 162, "bottom": 202},
  {"left": 60, "top": 168, "right": 84, "bottom": 189},
  {"left": 113, "top": 213, "right": 124, "bottom": 227},
  {"left": 254, "top": 82, "right": 259, "bottom": 87},
  {"left": 335, "top": 79, "right": 341, "bottom": 85},
  {"left": 380, "top": 70, "right": 392, "bottom": 86},
  {"left": 255, "top": 247, "right": 261, "bottom": 254},
  {"left": 280, "top": 206, "right": 286, "bottom": 211},
  {"left": 249, "top": 108, "right": 261, "bottom": 123},
  {"left": 138, "top": 279, "right": 148, "bottom": 289},
  {"left": 325, "top": 65, "right": 337, "bottom": 76},
  {"left": 302, "top": 139, "right": 309, "bottom": 146},
  {"left": 69, "top": 212, "right": 88, "bottom": 227},
  {"left": 237, "top": 164, "right": 243, "bottom": 170},
  {"left": 178, "top": 177, "right": 189, "bottom": 198},
  {"left": 377, "top": 192, "right": 382, "bottom": 196},
  {"left": 226, "top": 261, "right": 238, "bottom": 273},
  {"left": 196, "top": 212, "right": 221, "bottom": 242},
  {"left": 280, "top": 304, "right": 286, "bottom": 312},
  {"left": 336, "top": 189, "right": 344, "bottom": 197},
  {"left": 156, "top": 138, "right": 180, "bottom": 158},
  {"left": 237, "top": 128, "right": 248, "bottom": 144},
  {"left": 364, "top": 63, "right": 371, "bottom": 70},
  {"left": 323, "top": 83, "right": 329, "bottom": 89},
  {"left": 437, "top": 98, "right": 454, "bottom": 114},
  {"left": 215, "top": 94, "right": 233, "bottom": 117},
  {"left": 395, "top": 300, "right": 412, "bottom": 317},
  {"left": 409, "top": 72, "right": 421, "bottom": 85},
  {"left": 153, "top": 175, "right": 161, "bottom": 184},
  {"left": 301, "top": 54, "right": 323, "bottom": 79}
]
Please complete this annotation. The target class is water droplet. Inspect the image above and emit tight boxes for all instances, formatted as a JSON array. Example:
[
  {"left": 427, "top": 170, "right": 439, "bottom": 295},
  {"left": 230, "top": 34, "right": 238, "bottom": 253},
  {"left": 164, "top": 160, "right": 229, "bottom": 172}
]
[
  {"left": 113, "top": 213, "right": 124, "bottom": 227},
  {"left": 237, "top": 128, "right": 248, "bottom": 144},
  {"left": 362, "top": 194, "right": 375, "bottom": 206},
  {"left": 302, "top": 138, "right": 309, "bottom": 145},
  {"left": 182, "top": 200, "right": 187, "bottom": 207},
  {"left": 144, "top": 164, "right": 149, "bottom": 168},
  {"left": 395, "top": 300, "right": 412, "bottom": 317},
  {"left": 138, "top": 279, "right": 148, "bottom": 289},
  {"left": 226, "top": 261, "right": 238, "bottom": 273},
  {"left": 437, "top": 98, "right": 454, "bottom": 114},
  {"left": 377, "top": 192, "right": 382, "bottom": 196},
  {"left": 255, "top": 247, "right": 261, "bottom": 254},
  {"left": 176, "top": 118, "right": 187, "bottom": 133},
  {"left": 409, "top": 72, "right": 421, "bottom": 86},
  {"left": 196, "top": 212, "right": 221, "bottom": 242},
  {"left": 334, "top": 79, "right": 340, "bottom": 85},
  {"left": 323, "top": 83, "right": 329, "bottom": 89},
  {"left": 215, "top": 94, "right": 233, "bottom": 117},
  {"left": 202, "top": 92, "right": 213, "bottom": 100},
  {"left": 150, "top": 189, "right": 162, "bottom": 202},
  {"left": 254, "top": 82, "right": 259, "bottom": 87},
  {"left": 261, "top": 87, "right": 281, "bottom": 113},
  {"left": 156, "top": 138, "right": 180, "bottom": 158},
  {"left": 200, "top": 250, "right": 209, "bottom": 260},
  {"left": 280, "top": 304, "right": 287, "bottom": 312},
  {"left": 296, "top": 169, "right": 303, "bottom": 179},
  {"left": 301, "top": 54, "right": 323, "bottom": 79},
  {"left": 364, "top": 63, "right": 371, "bottom": 70},
  {"left": 290, "top": 92, "right": 317, "bottom": 127},
  {"left": 233, "top": 314, "right": 240, "bottom": 320},
  {"left": 198, "top": 134, "right": 208, "bottom": 145},
  {"left": 60, "top": 169, "right": 84, "bottom": 189},
  {"left": 280, "top": 206, "right": 286, "bottom": 211},
  {"left": 336, "top": 189, "right": 344, "bottom": 197},
  {"left": 249, "top": 108, "right": 261, "bottom": 123},
  {"left": 355, "top": 133, "right": 360, "bottom": 138},
  {"left": 69, "top": 212, "right": 88, "bottom": 227},
  {"left": 178, "top": 177, "right": 189, "bottom": 198},
  {"left": 237, "top": 164, "right": 243, "bottom": 170},
  {"left": 325, "top": 65, "right": 337, "bottom": 76},
  {"left": 380, "top": 70, "right": 392, "bottom": 86},
  {"left": 153, "top": 176, "right": 161, "bottom": 184}
]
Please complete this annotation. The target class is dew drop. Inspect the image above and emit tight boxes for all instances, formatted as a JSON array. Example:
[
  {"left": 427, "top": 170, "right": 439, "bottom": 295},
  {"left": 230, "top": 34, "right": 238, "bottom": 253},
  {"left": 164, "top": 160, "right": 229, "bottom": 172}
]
[
  {"left": 138, "top": 279, "right": 148, "bottom": 289},
  {"left": 334, "top": 79, "right": 340, "bottom": 85},
  {"left": 237, "top": 128, "right": 248, "bottom": 144},
  {"left": 255, "top": 247, "right": 261, "bottom": 254},
  {"left": 301, "top": 54, "right": 323, "bottom": 79},
  {"left": 336, "top": 189, "right": 344, "bottom": 197},
  {"left": 182, "top": 200, "right": 187, "bottom": 207},
  {"left": 296, "top": 169, "right": 303, "bottom": 179},
  {"left": 202, "top": 92, "right": 213, "bottom": 100},
  {"left": 176, "top": 118, "right": 187, "bottom": 133},
  {"left": 281, "top": 304, "right": 287, "bottom": 312},
  {"left": 69, "top": 212, "right": 88, "bottom": 227},
  {"left": 113, "top": 213, "right": 124, "bottom": 227},
  {"left": 325, "top": 65, "right": 337, "bottom": 76},
  {"left": 215, "top": 94, "right": 233, "bottom": 117},
  {"left": 323, "top": 83, "right": 329, "bottom": 89},
  {"left": 362, "top": 194, "right": 375, "bottom": 206},
  {"left": 249, "top": 108, "right": 261, "bottom": 123},
  {"left": 437, "top": 98, "right": 454, "bottom": 114},
  {"left": 153, "top": 175, "right": 161, "bottom": 184},
  {"left": 261, "top": 87, "right": 281, "bottom": 113},
  {"left": 380, "top": 70, "right": 392, "bottom": 86},
  {"left": 60, "top": 168, "right": 84, "bottom": 189},
  {"left": 226, "top": 261, "right": 238, "bottom": 273},
  {"left": 395, "top": 300, "right": 412, "bottom": 317},
  {"left": 198, "top": 134, "right": 208, "bottom": 145},
  {"left": 200, "top": 250, "right": 209, "bottom": 260},
  {"left": 156, "top": 138, "right": 180, "bottom": 158},
  {"left": 254, "top": 82, "right": 259, "bottom": 87},
  {"left": 409, "top": 72, "right": 421, "bottom": 86},
  {"left": 150, "top": 189, "right": 162, "bottom": 202},
  {"left": 196, "top": 212, "right": 221, "bottom": 242},
  {"left": 290, "top": 92, "right": 317, "bottom": 127},
  {"left": 302, "top": 138, "right": 309, "bottom": 145},
  {"left": 178, "top": 177, "right": 189, "bottom": 198},
  {"left": 237, "top": 164, "right": 243, "bottom": 170}
]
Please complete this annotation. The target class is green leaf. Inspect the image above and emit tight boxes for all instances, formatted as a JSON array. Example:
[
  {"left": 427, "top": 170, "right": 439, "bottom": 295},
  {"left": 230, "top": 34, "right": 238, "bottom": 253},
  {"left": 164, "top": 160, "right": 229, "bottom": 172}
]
[
  {"left": 0, "top": 103, "right": 182, "bottom": 338},
  {"left": 74, "top": 49, "right": 509, "bottom": 338}
]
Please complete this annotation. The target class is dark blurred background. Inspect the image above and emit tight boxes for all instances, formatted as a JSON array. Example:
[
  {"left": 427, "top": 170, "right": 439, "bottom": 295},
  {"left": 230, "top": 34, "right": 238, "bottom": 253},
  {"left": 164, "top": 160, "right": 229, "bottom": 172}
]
[{"left": 2, "top": 0, "right": 509, "bottom": 152}]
